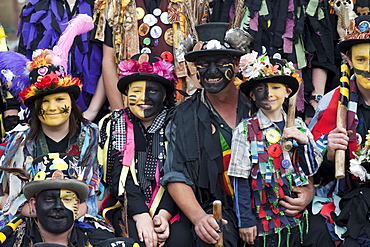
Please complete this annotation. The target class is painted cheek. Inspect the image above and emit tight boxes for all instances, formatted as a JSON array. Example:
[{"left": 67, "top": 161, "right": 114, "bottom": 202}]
[
  {"left": 128, "top": 93, "right": 145, "bottom": 118},
  {"left": 60, "top": 190, "right": 79, "bottom": 220}
]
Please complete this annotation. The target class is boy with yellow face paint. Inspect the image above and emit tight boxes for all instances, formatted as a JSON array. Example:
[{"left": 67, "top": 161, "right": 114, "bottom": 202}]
[
  {"left": 306, "top": 15, "right": 370, "bottom": 247},
  {"left": 1, "top": 153, "right": 138, "bottom": 247},
  {"left": 99, "top": 53, "right": 193, "bottom": 247},
  {"left": 228, "top": 54, "right": 322, "bottom": 247}
]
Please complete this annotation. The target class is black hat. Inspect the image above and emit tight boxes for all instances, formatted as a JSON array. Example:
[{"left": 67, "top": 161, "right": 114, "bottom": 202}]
[
  {"left": 117, "top": 53, "right": 176, "bottom": 99},
  {"left": 185, "top": 22, "right": 253, "bottom": 62},
  {"left": 238, "top": 53, "right": 299, "bottom": 98},
  {"left": 339, "top": 15, "right": 370, "bottom": 54},
  {"left": 23, "top": 153, "right": 89, "bottom": 201}
]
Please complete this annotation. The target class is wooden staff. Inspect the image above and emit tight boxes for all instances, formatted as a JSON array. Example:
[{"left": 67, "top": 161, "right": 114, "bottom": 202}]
[
  {"left": 283, "top": 83, "right": 301, "bottom": 151},
  {"left": 213, "top": 200, "right": 223, "bottom": 247},
  {"left": 335, "top": 60, "right": 350, "bottom": 179}
]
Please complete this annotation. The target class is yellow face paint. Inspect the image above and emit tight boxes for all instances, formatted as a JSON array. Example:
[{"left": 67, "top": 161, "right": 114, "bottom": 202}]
[
  {"left": 127, "top": 81, "right": 146, "bottom": 118},
  {"left": 38, "top": 92, "right": 72, "bottom": 127},
  {"left": 351, "top": 43, "right": 370, "bottom": 89},
  {"left": 60, "top": 189, "right": 79, "bottom": 220}
]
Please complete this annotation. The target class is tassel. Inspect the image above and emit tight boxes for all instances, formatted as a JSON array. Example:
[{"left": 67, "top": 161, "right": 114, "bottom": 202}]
[{"left": 52, "top": 14, "right": 94, "bottom": 71}]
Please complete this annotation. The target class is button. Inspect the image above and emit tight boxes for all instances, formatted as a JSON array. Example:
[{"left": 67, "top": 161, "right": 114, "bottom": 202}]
[
  {"left": 164, "top": 28, "right": 174, "bottom": 46},
  {"left": 136, "top": 7, "right": 145, "bottom": 20},
  {"left": 268, "top": 143, "right": 282, "bottom": 158},
  {"left": 138, "top": 23, "right": 150, "bottom": 36},
  {"left": 153, "top": 38, "right": 159, "bottom": 46},
  {"left": 281, "top": 159, "right": 291, "bottom": 169},
  {"left": 266, "top": 129, "right": 281, "bottom": 143},
  {"left": 34, "top": 171, "right": 46, "bottom": 181},
  {"left": 143, "top": 14, "right": 158, "bottom": 26},
  {"left": 51, "top": 169, "right": 64, "bottom": 180},
  {"left": 143, "top": 37, "right": 151, "bottom": 46},
  {"left": 150, "top": 26, "right": 162, "bottom": 39},
  {"left": 160, "top": 51, "right": 173, "bottom": 63},
  {"left": 160, "top": 12, "right": 170, "bottom": 24},
  {"left": 153, "top": 8, "right": 162, "bottom": 17},
  {"left": 141, "top": 47, "right": 152, "bottom": 53}
]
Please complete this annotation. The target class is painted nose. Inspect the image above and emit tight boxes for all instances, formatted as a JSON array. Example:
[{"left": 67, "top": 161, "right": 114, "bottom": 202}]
[{"left": 54, "top": 197, "right": 64, "bottom": 210}]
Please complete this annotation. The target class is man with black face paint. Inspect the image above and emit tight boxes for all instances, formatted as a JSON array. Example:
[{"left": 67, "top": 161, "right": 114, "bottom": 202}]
[
  {"left": 306, "top": 15, "right": 370, "bottom": 246},
  {"left": 1, "top": 153, "right": 138, "bottom": 247},
  {"left": 161, "top": 23, "right": 252, "bottom": 247},
  {"left": 99, "top": 53, "right": 192, "bottom": 247}
]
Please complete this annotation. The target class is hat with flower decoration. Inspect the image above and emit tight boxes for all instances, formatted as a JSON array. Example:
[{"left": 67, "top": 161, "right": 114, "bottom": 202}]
[
  {"left": 237, "top": 52, "right": 301, "bottom": 98},
  {"left": 23, "top": 153, "right": 89, "bottom": 201},
  {"left": 117, "top": 53, "right": 176, "bottom": 99},
  {"left": 184, "top": 22, "right": 254, "bottom": 62},
  {"left": 16, "top": 14, "right": 94, "bottom": 108},
  {"left": 339, "top": 15, "right": 370, "bottom": 54}
]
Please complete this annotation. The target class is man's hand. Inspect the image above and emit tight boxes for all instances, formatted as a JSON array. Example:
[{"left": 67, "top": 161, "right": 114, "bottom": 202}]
[
  {"left": 279, "top": 181, "right": 315, "bottom": 216},
  {"left": 193, "top": 212, "right": 227, "bottom": 245},
  {"left": 283, "top": 126, "right": 308, "bottom": 145},
  {"left": 153, "top": 214, "right": 170, "bottom": 247},
  {"left": 132, "top": 212, "right": 157, "bottom": 247},
  {"left": 239, "top": 226, "right": 257, "bottom": 245},
  {"left": 327, "top": 127, "right": 350, "bottom": 162}
]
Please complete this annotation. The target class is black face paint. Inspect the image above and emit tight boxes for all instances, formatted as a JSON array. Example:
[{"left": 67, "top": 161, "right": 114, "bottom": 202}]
[
  {"left": 61, "top": 105, "right": 70, "bottom": 114},
  {"left": 35, "top": 189, "right": 74, "bottom": 234},
  {"left": 196, "top": 55, "right": 236, "bottom": 94},
  {"left": 354, "top": 68, "right": 370, "bottom": 78},
  {"left": 252, "top": 83, "right": 271, "bottom": 110},
  {"left": 39, "top": 108, "right": 46, "bottom": 116}
]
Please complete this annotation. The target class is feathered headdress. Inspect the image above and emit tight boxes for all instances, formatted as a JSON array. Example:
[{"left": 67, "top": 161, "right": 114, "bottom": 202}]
[{"left": 17, "top": 14, "right": 94, "bottom": 107}]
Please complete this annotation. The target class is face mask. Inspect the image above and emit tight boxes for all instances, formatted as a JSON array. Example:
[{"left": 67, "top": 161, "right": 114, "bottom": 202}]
[
  {"left": 196, "top": 55, "right": 236, "bottom": 94},
  {"left": 127, "top": 80, "right": 165, "bottom": 120},
  {"left": 38, "top": 92, "right": 71, "bottom": 127},
  {"left": 351, "top": 43, "right": 370, "bottom": 89},
  {"left": 35, "top": 189, "right": 78, "bottom": 234}
]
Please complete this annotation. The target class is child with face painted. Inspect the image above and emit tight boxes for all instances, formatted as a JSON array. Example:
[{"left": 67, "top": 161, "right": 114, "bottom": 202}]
[
  {"left": 0, "top": 50, "right": 102, "bottom": 222},
  {"left": 228, "top": 53, "right": 322, "bottom": 247},
  {"left": 98, "top": 53, "right": 193, "bottom": 247}
]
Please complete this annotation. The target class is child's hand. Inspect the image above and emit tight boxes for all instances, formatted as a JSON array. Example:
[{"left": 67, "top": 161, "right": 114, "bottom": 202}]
[
  {"left": 283, "top": 126, "right": 308, "bottom": 145},
  {"left": 239, "top": 226, "right": 257, "bottom": 245}
]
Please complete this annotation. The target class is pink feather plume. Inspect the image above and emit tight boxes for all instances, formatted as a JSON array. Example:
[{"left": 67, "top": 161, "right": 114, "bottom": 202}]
[{"left": 52, "top": 14, "right": 94, "bottom": 70}]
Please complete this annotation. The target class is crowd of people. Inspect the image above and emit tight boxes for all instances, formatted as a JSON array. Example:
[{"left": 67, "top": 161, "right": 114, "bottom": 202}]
[{"left": 0, "top": 0, "right": 370, "bottom": 246}]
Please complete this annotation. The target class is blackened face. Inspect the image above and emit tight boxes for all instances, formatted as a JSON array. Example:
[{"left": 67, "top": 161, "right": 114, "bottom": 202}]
[
  {"left": 251, "top": 82, "right": 289, "bottom": 112},
  {"left": 127, "top": 80, "right": 165, "bottom": 121},
  {"left": 196, "top": 55, "right": 236, "bottom": 94},
  {"left": 35, "top": 189, "right": 78, "bottom": 234}
]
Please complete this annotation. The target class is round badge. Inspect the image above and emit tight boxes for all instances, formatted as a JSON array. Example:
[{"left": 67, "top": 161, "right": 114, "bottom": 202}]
[
  {"left": 143, "top": 37, "right": 151, "bottom": 46},
  {"left": 150, "top": 26, "right": 162, "bottom": 39},
  {"left": 143, "top": 14, "right": 158, "bottom": 26},
  {"left": 153, "top": 38, "right": 159, "bottom": 46},
  {"left": 356, "top": 133, "right": 362, "bottom": 145},
  {"left": 153, "top": 8, "right": 162, "bottom": 17},
  {"left": 138, "top": 23, "right": 150, "bottom": 36},
  {"left": 51, "top": 169, "right": 64, "bottom": 180},
  {"left": 68, "top": 168, "right": 77, "bottom": 179},
  {"left": 34, "top": 171, "right": 46, "bottom": 181},
  {"left": 268, "top": 143, "right": 282, "bottom": 158},
  {"left": 281, "top": 159, "right": 292, "bottom": 169},
  {"left": 141, "top": 47, "right": 152, "bottom": 53},
  {"left": 136, "top": 7, "right": 145, "bottom": 20},
  {"left": 160, "top": 51, "right": 173, "bottom": 63},
  {"left": 266, "top": 129, "right": 281, "bottom": 143},
  {"left": 160, "top": 12, "right": 170, "bottom": 25},
  {"left": 164, "top": 28, "right": 174, "bottom": 46}
]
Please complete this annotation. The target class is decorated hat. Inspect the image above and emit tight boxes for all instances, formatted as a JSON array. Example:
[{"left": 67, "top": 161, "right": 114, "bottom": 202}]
[
  {"left": 237, "top": 51, "right": 300, "bottom": 98},
  {"left": 184, "top": 22, "right": 253, "bottom": 62},
  {"left": 18, "top": 50, "right": 83, "bottom": 108},
  {"left": 117, "top": 53, "right": 176, "bottom": 99},
  {"left": 14, "top": 14, "right": 94, "bottom": 108},
  {"left": 23, "top": 153, "right": 89, "bottom": 201},
  {"left": 0, "top": 51, "right": 30, "bottom": 99},
  {"left": 339, "top": 15, "right": 370, "bottom": 54}
]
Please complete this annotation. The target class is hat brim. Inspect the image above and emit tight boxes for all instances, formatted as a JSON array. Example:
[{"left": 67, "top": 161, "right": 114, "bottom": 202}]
[
  {"left": 185, "top": 49, "right": 246, "bottom": 62},
  {"left": 117, "top": 73, "right": 175, "bottom": 98},
  {"left": 240, "top": 75, "right": 299, "bottom": 98},
  {"left": 339, "top": 38, "right": 370, "bottom": 54},
  {"left": 24, "top": 85, "right": 81, "bottom": 108},
  {"left": 23, "top": 179, "right": 89, "bottom": 201}
]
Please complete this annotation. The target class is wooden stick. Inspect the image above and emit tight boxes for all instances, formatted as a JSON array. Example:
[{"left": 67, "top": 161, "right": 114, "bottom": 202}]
[
  {"left": 213, "top": 200, "right": 223, "bottom": 247},
  {"left": 283, "top": 84, "right": 300, "bottom": 151}
]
